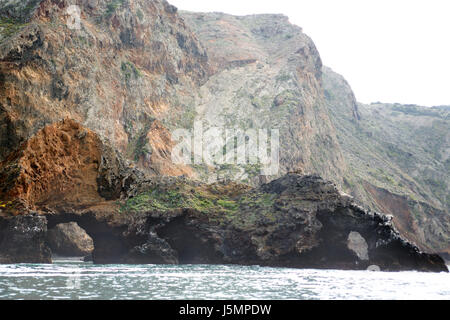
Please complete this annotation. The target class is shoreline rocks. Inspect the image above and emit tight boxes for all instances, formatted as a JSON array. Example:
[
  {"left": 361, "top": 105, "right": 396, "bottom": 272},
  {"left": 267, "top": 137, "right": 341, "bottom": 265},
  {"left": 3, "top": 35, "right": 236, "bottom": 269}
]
[
  {"left": 0, "top": 175, "right": 447, "bottom": 272},
  {"left": 4, "top": 175, "right": 441, "bottom": 272},
  {"left": 0, "top": 215, "right": 51, "bottom": 264}
]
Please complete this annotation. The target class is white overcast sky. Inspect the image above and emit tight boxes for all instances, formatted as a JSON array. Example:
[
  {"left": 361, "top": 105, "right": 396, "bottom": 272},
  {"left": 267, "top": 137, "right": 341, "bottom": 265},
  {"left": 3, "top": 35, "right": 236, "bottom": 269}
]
[{"left": 170, "top": 0, "right": 450, "bottom": 106}]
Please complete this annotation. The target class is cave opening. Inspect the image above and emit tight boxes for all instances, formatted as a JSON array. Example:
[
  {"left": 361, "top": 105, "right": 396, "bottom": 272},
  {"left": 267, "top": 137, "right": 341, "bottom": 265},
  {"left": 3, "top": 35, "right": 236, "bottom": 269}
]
[
  {"left": 46, "top": 213, "right": 131, "bottom": 264},
  {"left": 157, "top": 216, "right": 224, "bottom": 264},
  {"left": 47, "top": 221, "right": 94, "bottom": 261}
]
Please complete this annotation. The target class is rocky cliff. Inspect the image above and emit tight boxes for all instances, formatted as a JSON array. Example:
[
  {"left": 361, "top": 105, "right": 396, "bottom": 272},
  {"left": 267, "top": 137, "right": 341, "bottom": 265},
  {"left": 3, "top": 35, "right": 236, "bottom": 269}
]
[
  {"left": 180, "top": 12, "right": 449, "bottom": 259},
  {"left": 322, "top": 66, "right": 449, "bottom": 259},
  {"left": 0, "top": 1, "right": 448, "bottom": 268},
  {"left": 0, "top": 0, "right": 206, "bottom": 177},
  {"left": 180, "top": 12, "right": 346, "bottom": 184}
]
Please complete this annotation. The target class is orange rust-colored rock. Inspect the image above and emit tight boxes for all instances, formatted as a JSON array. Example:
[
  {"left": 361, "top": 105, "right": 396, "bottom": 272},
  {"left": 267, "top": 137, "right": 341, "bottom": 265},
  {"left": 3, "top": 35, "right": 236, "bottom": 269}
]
[
  {"left": 0, "top": 0, "right": 209, "bottom": 178},
  {"left": 0, "top": 119, "right": 105, "bottom": 212}
]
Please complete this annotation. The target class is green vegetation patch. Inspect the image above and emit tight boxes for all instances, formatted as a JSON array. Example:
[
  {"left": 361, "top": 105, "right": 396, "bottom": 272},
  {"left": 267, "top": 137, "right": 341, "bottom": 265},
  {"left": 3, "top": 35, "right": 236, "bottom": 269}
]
[
  {"left": 120, "top": 183, "right": 241, "bottom": 214},
  {"left": 392, "top": 104, "right": 444, "bottom": 118},
  {"left": 136, "top": 9, "right": 144, "bottom": 21},
  {"left": 223, "top": 192, "right": 278, "bottom": 229},
  {"left": 95, "top": 0, "right": 126, "bottom": 24},
  {"left": 122, "top": 188, "right": 201, "bottom": 213},
  {"left": 121, "top": 61, "right": 143, "bottom": 81},
  {"left": 119, "top": 180, "right": 281, "bottom": 230},
  {"left": 132, "top": 128, "right": 152, "bottom": 162},
  {"left": 216, "top": 199, "right": 239, "bottom": 211},
  {"left": 251, "top": 96, "right": 271, "bottom": 109},
  {"left": 275, "top": 73, "right": 291, "bottom": 83},
  {"left": 0, "top": 200, "right": 13, "bottom": 209},
  {"left": 243, "top": 163, "right": 262, "bottom": 179},
  {"left": 240, "top": 192, "right": 276, "bottom": 209}
]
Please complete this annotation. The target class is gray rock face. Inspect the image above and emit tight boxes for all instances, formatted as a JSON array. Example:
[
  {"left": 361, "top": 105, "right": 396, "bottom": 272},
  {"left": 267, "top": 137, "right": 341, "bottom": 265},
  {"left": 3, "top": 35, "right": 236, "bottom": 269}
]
[
  {"left": 180, "top": 12, "right": 346, "bottom": 185},
  {"left": 47, "top": 222, "right": 94, "bottom": 257},
  {"left": 0, "top": 215, "right": 52, "bottom": 263}
]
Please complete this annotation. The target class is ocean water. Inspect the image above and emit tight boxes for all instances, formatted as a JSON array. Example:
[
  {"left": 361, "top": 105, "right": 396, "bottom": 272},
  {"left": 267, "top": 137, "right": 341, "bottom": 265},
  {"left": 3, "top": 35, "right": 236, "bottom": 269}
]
[{"left": 0, "top": 259, "right": 448, "bottom": 300}]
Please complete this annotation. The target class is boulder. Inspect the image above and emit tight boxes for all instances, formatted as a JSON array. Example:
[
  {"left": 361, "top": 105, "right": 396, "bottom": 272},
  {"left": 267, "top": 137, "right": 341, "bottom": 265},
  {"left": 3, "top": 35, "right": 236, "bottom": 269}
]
[{"left": 47, "top": 222, "right": 94, "bottom": 257}]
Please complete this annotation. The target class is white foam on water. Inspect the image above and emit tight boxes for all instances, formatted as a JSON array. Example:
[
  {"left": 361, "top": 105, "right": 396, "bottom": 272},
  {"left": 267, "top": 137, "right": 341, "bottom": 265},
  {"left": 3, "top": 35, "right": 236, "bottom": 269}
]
[{"left": 0, "top": 263, "right": 448, "bottom": 300}]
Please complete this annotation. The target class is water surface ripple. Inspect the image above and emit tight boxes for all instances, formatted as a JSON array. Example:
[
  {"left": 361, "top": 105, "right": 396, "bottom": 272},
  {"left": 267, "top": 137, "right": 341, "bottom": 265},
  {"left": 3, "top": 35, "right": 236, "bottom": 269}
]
[{"left": 0, "top": 261, "right": 448, "bottom": 300}]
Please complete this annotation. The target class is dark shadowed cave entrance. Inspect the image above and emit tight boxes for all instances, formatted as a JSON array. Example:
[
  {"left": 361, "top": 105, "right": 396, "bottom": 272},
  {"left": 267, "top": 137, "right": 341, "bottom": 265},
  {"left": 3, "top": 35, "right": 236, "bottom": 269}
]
[
  {"left": 156, "top": 215, "right": 224, "bottom": 264},
  {"left": 46, "top": 213, "right": 133, "bottom": 264},
  {"left": 46, "top": 212, "right": 225, "bottom": 265}
]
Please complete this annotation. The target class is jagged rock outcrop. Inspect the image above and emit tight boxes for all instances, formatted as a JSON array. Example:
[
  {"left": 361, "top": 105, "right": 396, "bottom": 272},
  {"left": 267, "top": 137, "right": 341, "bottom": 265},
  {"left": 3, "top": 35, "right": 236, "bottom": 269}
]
[
  {"left": 0, "top": 119, "right": 142, "bottom": 212},
  {"left": 47, "top": 222, "right": 94, "bottom": 256}
]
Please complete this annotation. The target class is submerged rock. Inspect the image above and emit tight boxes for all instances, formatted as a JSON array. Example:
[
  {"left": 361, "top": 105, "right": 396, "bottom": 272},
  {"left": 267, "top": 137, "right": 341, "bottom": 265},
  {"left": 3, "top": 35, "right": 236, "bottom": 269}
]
[
  {"left": 83, "top": 254, "right": 93, "bottom": 262},
  {"left": 47, "top": 222, "right": 94, "bottom": 257},
  {"left": 367, "top": 265, "right": 381, "bottom": 272}
]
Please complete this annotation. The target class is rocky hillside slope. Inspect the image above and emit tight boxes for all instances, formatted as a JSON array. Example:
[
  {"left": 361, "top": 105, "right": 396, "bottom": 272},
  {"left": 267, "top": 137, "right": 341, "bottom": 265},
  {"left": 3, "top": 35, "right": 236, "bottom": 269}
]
[
  {"left": 322, "top": 67, "right": 449, "bottom": 258},
  {"left": 0, "top": 0, "right": 205, "bottom": 177},
  {"left": 180, "top": 11, "right": 448, "bottom": 258},
  {"left": 181, "top": 12, "right": 346, "bottom": 184},
  {"left": 1, "top": 1, "right": 347, "bottom": 230}
]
